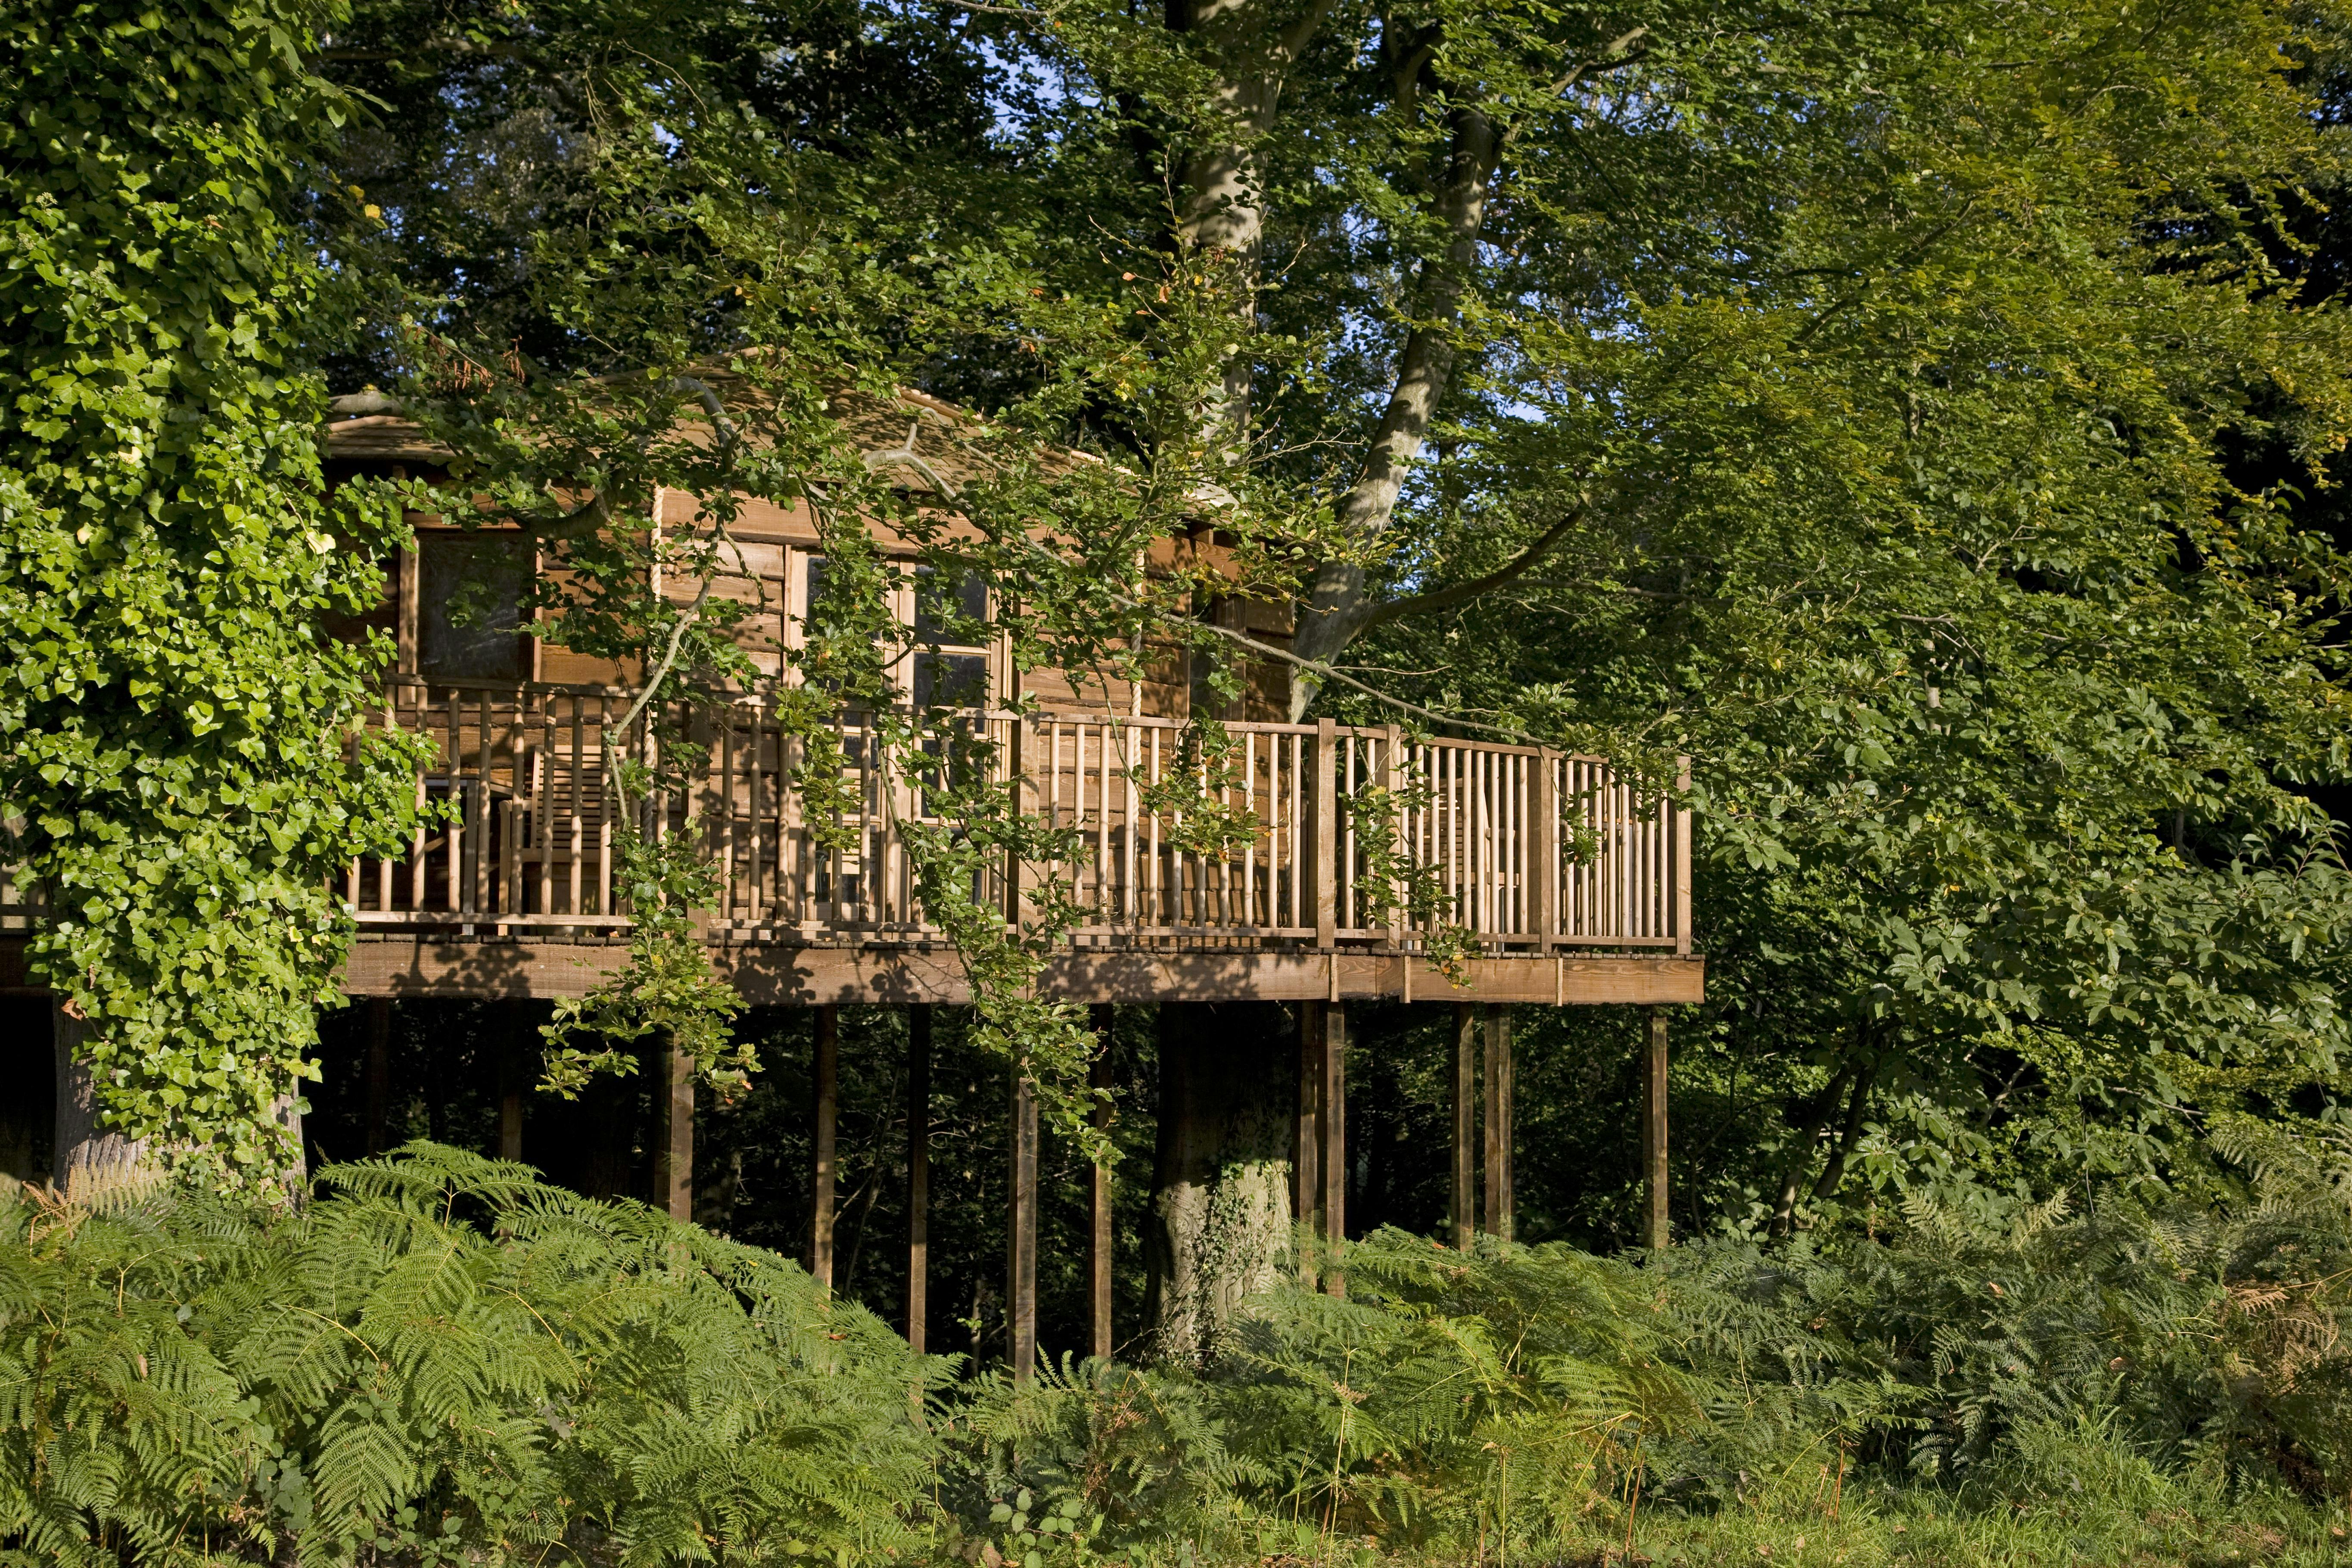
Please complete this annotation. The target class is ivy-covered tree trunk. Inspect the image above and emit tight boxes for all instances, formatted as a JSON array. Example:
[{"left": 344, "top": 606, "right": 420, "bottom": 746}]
[
  {"left": 2, "top": 0, "right": 426, "bottom": 1185},
  {"left": 1145, "top": 1002, "right": 1296, "bottom": 1364},
  {"left": 52, "top": 1003, "right": 149, "bottom": 1201}
]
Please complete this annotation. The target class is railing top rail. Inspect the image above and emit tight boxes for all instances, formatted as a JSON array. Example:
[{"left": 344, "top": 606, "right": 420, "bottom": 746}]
[{"left": 370, "top": 676, "right": 1681, "bottom": 768}]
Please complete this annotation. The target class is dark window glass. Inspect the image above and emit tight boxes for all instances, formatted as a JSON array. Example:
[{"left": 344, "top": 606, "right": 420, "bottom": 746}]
[
  {"left": 914, "top": 565, "right": 989, "bottom": 646},
  {"left": 914, "top": 652, "right": 989, "bottom": 710},
  {"left": 804, "top": 554, "right": 828, "bottom": 622},
  {"left": 418, "top": 533, "right": 532, "bottom": 682}
]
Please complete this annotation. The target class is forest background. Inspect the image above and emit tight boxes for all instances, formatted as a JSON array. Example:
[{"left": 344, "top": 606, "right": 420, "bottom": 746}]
[{"left": 12, "top": 0, "right": 2352, "bottom": 1559}]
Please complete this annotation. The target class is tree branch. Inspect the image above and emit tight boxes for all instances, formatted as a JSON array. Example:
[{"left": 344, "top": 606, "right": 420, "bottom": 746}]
[{"left": 1341, "top": 500, "right": 1587, "bottom": 639}]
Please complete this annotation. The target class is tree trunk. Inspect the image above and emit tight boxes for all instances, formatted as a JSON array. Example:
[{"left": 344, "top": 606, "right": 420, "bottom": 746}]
[
  {"left": 1166, "top": 0, "right": 1338, "bottom": 464},
  {"left": 1768, "top": 1061, "right": 1857, "bottom": 1238},
  {"left": 1146, "top": 1001, "right": 1296, "bottom": 1364},
  {"left": 52, "top": 1000, "right": 153, "bottom": 1203},
  {"left": 1290, "top": 104, "right": 1499, "bottom": 714}
]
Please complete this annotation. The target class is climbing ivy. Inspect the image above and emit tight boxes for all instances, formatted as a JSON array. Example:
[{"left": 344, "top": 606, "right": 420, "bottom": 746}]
[{"left": 0, "top": 0, "right": 427, "bottom": 1181}]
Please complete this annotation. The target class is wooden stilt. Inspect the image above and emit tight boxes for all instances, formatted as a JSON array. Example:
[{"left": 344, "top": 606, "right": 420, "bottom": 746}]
[
  {"left": 1008, "top": 1066, "right": 1039, "bottom": 1382},
  {"left": 812, "top": 1005, "right": 839, "bottom": 1288},
  {"left": 1321, "top": 1001, "right": 1347, "bottom": 1297},
  {"left": 1087, "top": 1003, "right": 1114, "bottom": 1362},
  {"left": 1294, "top": 1001, "right": 1324, "bottom": 1287},
  {"left": 1643, "top": 1007, "right": 1670, "bottom": 1251},
  {"left": 364, "top": 997, "right": 392, "bottom": 1155},
  {"left": 497, "top": 1004, "right": 525, "bottom": 1164},
  {"left": 1482, "top": 1004, "right": 1513, "bottom": 1241},
  {"left": 1452, "top": 1002, "right": 1477, "bottom": 1252},
  {"left": 906, "top": 1004, "right": 931, "bottom": 1354},
  {"left": 659, "top": 1038, "right": 693, "bottom": 1222}
]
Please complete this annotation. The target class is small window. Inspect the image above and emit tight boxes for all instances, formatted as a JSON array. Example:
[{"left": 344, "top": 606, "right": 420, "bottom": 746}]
[
  {"left": 418, "top": 532, "right": 533, "bottom": 682},
  {"left": 803, "top": 553, "right": 829, "bottom": 624},
  {"left": 914, "top": 565, "right": 989, "bottom": 645},
  {"left": 914, "top": 652, "right": 990, "bottom": 710}
]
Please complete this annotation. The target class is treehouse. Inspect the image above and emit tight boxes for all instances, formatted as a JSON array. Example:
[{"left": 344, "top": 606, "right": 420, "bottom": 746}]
[
  {"left": 317, "top": 390, "right": 1702, "bottom": 1012},
  {"left": 1, "top": 383, "right": 1702, "bottom": 1374}
]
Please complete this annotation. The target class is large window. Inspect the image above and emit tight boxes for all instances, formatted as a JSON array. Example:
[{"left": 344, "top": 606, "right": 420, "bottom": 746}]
[{"left": 417, "top": 532, "right": 534, "bottom": 682}]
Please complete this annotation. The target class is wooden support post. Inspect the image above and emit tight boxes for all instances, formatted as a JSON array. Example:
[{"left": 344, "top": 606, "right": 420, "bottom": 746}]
[
  {"left": 1482, "top": 1005, "right": 1513, "bottom": 1241},
  {"left": 1643, "top": 1007, "right": 1670, "bottom": 1251},
  {"left": 1087, "top": 1004, "right": 1115, "bottom": 1362},
  {"left": 1294, "top": 1001, "right": 1325, "bottom": 1288},
  {"left": 658, "top": 1038, "right": 693, "bottom": 1223},
  {"left": 1452, "top": 1002, "right": 1477, "bottom": 1252},
  {"left": 907, "top": 1005, "right": 931, "bottom": 1353},
  {"left": 1321, "top": 1001, "right": 1348, "bottom": 1297},
  {"left": 497, "top": 1019, "right": 525, "bottom": 1164},
  {"left": 812, "top": 1005, "right": 839, "bottom": 1288},
  {"left": 1008, "top": 1066, "right": 1040, "bottom": 1382},
  {"left": 364, "top": 997, "right": 392, "bottom": 1155}
]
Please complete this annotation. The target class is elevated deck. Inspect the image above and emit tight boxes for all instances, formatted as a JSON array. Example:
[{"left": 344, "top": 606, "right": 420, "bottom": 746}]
[{"left": 4, "top": 676, "right": 1704, "bottom": 1005}]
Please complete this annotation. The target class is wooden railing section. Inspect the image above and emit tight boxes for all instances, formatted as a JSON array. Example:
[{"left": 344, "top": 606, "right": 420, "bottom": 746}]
[{"left": 6, "top": 678, "right": 1693, "bottom": 952}]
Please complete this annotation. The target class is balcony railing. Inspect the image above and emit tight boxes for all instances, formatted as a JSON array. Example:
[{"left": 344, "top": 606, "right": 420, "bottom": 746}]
[
  {"left": 1, "top": 678, "right": 1692, "bottom": 952},
  {"left": 327, "top": 678, "right": 1690, "bottom": 952}
]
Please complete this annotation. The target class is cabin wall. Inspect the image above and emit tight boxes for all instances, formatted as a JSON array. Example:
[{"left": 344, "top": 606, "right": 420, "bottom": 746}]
[{"left": 327, "top": 428, "right": 1292, "bottom": 719}]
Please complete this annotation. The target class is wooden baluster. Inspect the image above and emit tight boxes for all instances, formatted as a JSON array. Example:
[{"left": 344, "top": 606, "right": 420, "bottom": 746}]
[
  {"left": 1313, "top": 719, "right": 1337, "bottom": 949},
  {"left": 1241, "top": 731, "right": 1256, "bottom": 927},
  {"left": 1149, "top": 728, "right": 1164, "bottom": 925},
  {"left": 566, "top": 697, "right": 586, "bottom": 917},
  {"left": 1095, "top": 724, "right": 1112, "bottom": 925},
  {"left": 1343, "top": 734, "right": 1359, "bottom": 932},
  {"left": 408, "top": 686, "right": 426, "bottom": 912},
  {"left": 1534, "top": 751, "right": 1559, "bottom": 949},
  {"left": 595, "top": 697, "right": 614, "bottom": 915},
  {"left": 717, "top": 714, "right": 736, "bottom": 924},
  {"left": 1288, "top": 733, "right": 1303, "bottom": 929}
]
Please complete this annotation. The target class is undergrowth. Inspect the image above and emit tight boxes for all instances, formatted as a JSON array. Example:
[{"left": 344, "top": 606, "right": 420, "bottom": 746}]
[{"left": 5, "top": 1133, "right": 2351, "bottom": 1565}]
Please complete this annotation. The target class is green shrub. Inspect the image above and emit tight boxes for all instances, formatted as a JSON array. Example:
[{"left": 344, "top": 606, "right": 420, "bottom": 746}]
[{"left": 0, "top": 1144, "right": 940, "bottom": 1566}]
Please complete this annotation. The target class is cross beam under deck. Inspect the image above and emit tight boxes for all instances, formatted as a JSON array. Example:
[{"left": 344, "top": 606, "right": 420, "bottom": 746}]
[{"left": 334, "top": 936, "right": 1703, "bottom": 1006}]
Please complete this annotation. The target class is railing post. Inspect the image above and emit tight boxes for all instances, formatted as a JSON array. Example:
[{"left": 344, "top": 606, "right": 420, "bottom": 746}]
[
  {"left": 1674, "top": 755, "right": 1693, "bottom": 956},
  {"left": 1382, "top": 726, "right": 1403, "bottom": 948},
  {"left": 1314, "top": 718, "right": 1338, "bottom": 949},
  {"left": 1533, "top": 749, "right": 1559, "bottom": 950}
]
